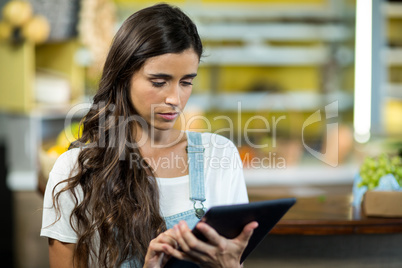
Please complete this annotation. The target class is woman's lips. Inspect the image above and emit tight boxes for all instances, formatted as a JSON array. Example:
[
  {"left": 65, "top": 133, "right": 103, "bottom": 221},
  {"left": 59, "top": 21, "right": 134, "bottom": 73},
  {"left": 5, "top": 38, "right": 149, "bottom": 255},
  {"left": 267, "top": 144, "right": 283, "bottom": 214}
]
[{"left": 158, "top": 112, "right": 178, "bottom": 120}]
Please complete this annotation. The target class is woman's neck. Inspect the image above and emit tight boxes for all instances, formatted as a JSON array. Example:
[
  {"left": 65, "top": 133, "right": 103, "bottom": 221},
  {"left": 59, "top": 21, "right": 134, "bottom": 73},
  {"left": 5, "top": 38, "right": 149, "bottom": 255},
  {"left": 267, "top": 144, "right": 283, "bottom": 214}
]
[{"left": 135, "top": 125, "right": 184, "bottom": 150}]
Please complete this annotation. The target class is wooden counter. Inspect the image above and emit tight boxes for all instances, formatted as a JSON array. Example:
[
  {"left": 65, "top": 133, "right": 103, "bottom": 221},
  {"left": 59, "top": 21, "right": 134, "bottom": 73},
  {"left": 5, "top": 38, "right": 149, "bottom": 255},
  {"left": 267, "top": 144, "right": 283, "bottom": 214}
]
[{"left": 248, "top": 184, "right": 402, "bottom": 235}]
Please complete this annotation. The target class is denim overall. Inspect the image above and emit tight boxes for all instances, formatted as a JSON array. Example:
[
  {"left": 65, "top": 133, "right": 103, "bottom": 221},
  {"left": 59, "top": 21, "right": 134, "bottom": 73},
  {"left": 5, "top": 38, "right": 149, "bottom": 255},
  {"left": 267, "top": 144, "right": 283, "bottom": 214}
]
[
  {"left": 164, "top": 131, "right": 206, "bottom": 230},
  {"left": 122, "top": 131, "right": 205, "bottom": 267}
]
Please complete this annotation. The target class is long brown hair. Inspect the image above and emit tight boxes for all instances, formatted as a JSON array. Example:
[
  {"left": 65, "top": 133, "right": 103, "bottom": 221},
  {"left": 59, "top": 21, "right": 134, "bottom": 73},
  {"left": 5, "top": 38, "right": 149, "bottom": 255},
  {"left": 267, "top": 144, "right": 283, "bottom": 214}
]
[{"left": 53, "top": 4, "right": 203, "bottom": 267}]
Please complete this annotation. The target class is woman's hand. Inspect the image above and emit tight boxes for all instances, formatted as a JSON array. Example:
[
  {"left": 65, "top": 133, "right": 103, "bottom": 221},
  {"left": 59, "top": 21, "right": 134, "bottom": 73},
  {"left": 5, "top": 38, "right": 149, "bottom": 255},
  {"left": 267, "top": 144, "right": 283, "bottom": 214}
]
[
  {"left": 143, "top": 229, "right": 179, "bottom": 268},
  {"left": 170, "top": 220, "right": 258, "bottom": 268}
]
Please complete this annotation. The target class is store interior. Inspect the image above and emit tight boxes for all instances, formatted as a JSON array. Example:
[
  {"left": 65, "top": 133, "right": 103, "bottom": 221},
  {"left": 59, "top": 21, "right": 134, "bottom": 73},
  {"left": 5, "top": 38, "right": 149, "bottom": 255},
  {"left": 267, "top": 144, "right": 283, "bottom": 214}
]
[{"left": 0, "top": 0, "right": 402, "bottom": 267}]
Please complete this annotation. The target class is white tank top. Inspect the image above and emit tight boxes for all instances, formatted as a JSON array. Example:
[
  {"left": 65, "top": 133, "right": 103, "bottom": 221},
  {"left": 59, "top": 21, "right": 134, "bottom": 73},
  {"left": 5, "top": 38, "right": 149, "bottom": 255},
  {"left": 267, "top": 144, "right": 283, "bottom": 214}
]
[{"left": 156, "top": 175, "right": 193, "bottom": 217}]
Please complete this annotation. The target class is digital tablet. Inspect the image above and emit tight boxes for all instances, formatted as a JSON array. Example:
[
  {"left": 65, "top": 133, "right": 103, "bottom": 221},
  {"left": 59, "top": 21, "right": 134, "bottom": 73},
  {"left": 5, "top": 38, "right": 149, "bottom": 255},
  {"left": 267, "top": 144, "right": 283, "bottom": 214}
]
[{"left": 165, "top": 198, "right": 296, "bottom": 267}]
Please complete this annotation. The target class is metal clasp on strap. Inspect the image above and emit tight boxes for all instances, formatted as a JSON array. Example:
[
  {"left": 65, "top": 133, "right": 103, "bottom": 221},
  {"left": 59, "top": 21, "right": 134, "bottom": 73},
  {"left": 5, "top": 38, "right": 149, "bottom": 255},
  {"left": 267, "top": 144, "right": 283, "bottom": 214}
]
[{"left": 193, "top": 200, "right": 205, "bottom": 219}]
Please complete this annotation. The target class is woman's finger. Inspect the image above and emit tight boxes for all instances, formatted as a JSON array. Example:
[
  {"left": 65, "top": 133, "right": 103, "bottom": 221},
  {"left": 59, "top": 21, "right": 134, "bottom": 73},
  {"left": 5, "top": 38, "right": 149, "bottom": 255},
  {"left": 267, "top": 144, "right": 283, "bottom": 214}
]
[
  {"left": 162, "top": 227, "right": 207, "bottom": 264},
  {"left": 149, "top": 242, "right": 173, "bottom": 255},
  {"left": 194, "top": 222, "right": 224, "bottom": 247},
  {"left": 154, "top": 232, "right": 178, "bottom": 249},
  {"left": 177, "top": 221, "right": 214, "bottom": 252},
  {"left": 168, "top": 246, "right": 205, "bottom": 263},
  {"left": 176, "top": 220, "right": 227, "bottom": 264},
  {"left": 173, "top": 223, "right": 192, "bottom": 253},
  {"left": 235, "top": 221, "right": 259, "bottom": 245}
]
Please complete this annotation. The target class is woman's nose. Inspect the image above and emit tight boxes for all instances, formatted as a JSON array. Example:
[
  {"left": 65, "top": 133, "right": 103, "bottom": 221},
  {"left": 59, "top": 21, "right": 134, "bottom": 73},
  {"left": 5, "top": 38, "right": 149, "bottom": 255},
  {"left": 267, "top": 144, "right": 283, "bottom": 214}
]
[{"left": 165, "top": 84, "right": 180, "bottom": 107}]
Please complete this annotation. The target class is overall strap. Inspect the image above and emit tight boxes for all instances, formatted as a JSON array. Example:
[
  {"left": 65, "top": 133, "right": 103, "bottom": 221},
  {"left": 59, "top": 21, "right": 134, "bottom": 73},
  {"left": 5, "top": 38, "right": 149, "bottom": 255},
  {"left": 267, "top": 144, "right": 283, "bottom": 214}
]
[{"left": 186, "top": 131, "right": 206, "bottom": 218}]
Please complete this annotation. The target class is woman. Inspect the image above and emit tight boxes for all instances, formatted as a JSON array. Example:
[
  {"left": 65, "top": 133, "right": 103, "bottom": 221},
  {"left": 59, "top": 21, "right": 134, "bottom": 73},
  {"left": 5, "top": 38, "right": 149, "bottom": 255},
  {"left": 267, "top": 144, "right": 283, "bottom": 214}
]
[{"left": 41, "top": 3, "right": 257, "bottom": 268}]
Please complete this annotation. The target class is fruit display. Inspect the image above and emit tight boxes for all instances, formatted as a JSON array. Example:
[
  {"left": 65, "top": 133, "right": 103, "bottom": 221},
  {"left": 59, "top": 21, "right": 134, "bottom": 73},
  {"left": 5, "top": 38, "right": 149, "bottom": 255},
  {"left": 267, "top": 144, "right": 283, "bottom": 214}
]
[
  {"left": 39, "top": 122, "right": 82, "bottom": 179},
  {"left": 47, "top": 122, "right": 83, "bottom": 156},
  {"left": 358, "top": 153, "right": 402, "bottom": 190},
  {"left": 0, "top": 0, "right": 50, "bottom": 44},
  {"left": 2, "top": 0, "right": 32, "bottom": 26},
  {"left": 21, "top": 15, "right": 50, "bottom": 44}
]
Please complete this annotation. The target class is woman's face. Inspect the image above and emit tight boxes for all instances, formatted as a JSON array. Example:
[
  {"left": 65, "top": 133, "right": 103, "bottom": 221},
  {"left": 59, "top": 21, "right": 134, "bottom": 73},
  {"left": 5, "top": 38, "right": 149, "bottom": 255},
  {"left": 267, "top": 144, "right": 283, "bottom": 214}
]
[{"left": 130, "top": 48, "right": 199, "bottom": 131}]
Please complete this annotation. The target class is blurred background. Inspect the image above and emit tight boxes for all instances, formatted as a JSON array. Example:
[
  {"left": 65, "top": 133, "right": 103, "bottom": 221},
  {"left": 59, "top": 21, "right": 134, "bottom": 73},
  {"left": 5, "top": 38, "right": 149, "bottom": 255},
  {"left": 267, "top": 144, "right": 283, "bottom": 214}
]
[{"left": 0, "top": 0, "right": 402, "bottom": 267}]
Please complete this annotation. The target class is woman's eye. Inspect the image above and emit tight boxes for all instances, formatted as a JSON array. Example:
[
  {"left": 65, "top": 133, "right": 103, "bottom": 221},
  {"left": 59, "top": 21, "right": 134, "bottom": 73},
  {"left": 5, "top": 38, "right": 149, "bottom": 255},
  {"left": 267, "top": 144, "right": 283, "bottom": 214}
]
[
  {"left": 181, "top": 81, "right": 193, "bottom": 86},
  {"left": 152, "top": 81, "right": 165, "bottom": 87}
]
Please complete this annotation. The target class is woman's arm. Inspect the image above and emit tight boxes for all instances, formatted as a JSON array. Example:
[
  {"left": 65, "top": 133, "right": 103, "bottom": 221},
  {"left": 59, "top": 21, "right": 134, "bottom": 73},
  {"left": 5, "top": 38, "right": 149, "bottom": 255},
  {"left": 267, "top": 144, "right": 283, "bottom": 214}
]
[{"left": 48, "top": 239, "right": 76, "bottom": 268}]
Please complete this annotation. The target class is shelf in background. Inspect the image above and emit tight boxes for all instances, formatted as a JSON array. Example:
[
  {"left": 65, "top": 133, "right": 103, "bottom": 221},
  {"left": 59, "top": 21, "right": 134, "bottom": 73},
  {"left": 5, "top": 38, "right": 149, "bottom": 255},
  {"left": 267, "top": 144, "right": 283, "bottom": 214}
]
[
  {"left": 29, "top": 96, "right": 92, "bottom": 120},
  {"left": 243, "top": 164, "right": 358, "bottom": 186},
  {"left": 186, "top": 2, "right": 352, "bottom": 21},
  {"left": 384, "top": 47, "right": 402, "bottom": 66},
  {"left": 385, "top": 83, "right": 402, "bottom": 100},
  {"left": 384, "top": 1, "right": 402, "bottom": 18},
  {"left": 186, "top": 91, "right": 353, "bottom": 112},
  {"left": 201, "top": 45, "right": 330, "bottom": 66},
  {"left": 198, "top": 23, "right": 352, "bottom": 42}
]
